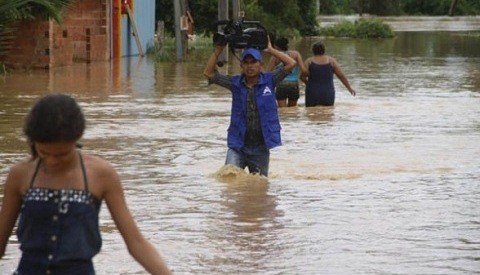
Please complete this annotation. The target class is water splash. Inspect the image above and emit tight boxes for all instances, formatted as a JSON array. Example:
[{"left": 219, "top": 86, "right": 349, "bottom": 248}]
[{"left": 211, "top": 165, "right": 269, "bottom": 186}]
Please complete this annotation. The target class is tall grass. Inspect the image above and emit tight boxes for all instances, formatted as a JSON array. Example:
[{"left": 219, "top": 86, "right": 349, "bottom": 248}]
[{"left": 147, "top": 35, "right": 214, "bottom": 62}]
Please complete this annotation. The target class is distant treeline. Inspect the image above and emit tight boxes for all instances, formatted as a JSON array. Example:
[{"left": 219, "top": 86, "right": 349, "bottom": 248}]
[
  {"left": 319, "top": 0, "right": 480, "bottom": 16},
  {"left": 156, "top": 0, "right": 480, "bottom": 37}
]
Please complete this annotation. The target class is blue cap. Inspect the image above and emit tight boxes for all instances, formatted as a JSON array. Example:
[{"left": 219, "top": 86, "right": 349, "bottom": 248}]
[{"left": 241, "top": 48, "right": 262, "bottom": 61}]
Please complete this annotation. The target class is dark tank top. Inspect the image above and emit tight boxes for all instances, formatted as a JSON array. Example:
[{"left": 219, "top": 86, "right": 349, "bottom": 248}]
[
  {"left": 305, "top": 62, "right": 335, "bottom": 107},
  {"left": 15, "top": 151, "right": 101, "bottom": 275}
]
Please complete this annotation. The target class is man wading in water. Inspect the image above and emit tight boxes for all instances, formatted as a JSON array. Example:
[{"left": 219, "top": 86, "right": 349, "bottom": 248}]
[{"left": 203, "top": 39, "right": 296, "bottom": 177}]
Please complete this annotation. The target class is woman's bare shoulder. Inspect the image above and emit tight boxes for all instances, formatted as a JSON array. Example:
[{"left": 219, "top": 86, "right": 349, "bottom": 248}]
[
  {"left": 80, "top": 153, "right": 121, "bottom": 198},
  {"left": 6, "top": 158, "right": 37, "bottom": 191},
  {"left": 328, "top": 55, "right": 338, "bottom": 63},
  {"left": 81, "top": 153, "right": 116, "bottom": 174},
  {"left": 9, "top": 157, "right": 34, "bottom": 170},
  {"left": 10, "top": 157, "right": 37, "bottom": 174}
]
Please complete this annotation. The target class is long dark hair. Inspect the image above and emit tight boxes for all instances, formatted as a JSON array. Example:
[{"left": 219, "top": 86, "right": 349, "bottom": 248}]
[
  {"left": 275, "top": 37, "right": 289, "bottom": 51},
  {"left": 24, "top": 94, "right": 85, "bottom": 158}
]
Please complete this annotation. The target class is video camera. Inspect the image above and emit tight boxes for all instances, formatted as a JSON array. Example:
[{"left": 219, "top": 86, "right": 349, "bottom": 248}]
[{"left": 213, "top": 17, "right": 268, "bottom": 50}]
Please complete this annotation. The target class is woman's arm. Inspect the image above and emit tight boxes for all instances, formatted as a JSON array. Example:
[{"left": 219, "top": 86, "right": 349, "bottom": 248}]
[
  {"left": 266, "top": 55, "right": 280, "bottom": 71},
  {"left": 331, "top": 58, "right": 356, "bottom": 96},
  {"left": 264, "top": 38, "right": 296, "bottom": 72},
  {"left": 0, "top": 166, "right": 24, "bottom": 259},
  {"left": 300, "top": 58, "right": 311, "bottom": 83},
  {"left": 100, "top": 160, "right": 172, "bottom": 275},
  {"left": 295, "top": 51, "right": 308, "bottom": 77}
]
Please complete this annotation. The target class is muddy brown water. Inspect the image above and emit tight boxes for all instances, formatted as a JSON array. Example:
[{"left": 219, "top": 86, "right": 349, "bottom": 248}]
[{"left": 1, "top": 20, "right": 480, "bottom": 274}]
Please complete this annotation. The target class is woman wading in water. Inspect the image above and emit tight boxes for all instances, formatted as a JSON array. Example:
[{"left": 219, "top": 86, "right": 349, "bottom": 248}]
[{"left": 302, "top": 41, "right": 356, "bottom": 106}]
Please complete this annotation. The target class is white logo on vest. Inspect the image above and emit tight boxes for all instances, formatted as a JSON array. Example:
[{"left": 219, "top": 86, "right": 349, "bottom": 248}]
[{"left": 262, "top": 86, "right": 272, "bottom": 96}]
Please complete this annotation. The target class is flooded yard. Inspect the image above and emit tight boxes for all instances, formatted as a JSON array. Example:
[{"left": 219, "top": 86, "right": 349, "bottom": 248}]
[{"left": 1, "top": 17, "right": 480, "bottom": 275}]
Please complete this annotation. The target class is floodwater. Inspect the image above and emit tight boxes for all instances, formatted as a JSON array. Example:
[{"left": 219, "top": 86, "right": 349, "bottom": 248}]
[
  {"left": 319, "top": 15, "right": 480, "bottom": 31},
  {"left": 1, "top": 20, "right": 480, "bottom": 274}
]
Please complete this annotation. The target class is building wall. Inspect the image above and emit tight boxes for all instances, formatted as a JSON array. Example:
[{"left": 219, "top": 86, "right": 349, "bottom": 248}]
[
  {"left": 52, "top": 0, "right": 110, "bottom": 66},
  {"left": 120, "top": 0, "right": 155, "bottom": 57},
  {"left": 3, "top": 20, "right": 51, "bottom": 69},
  {"left": 2, "top": 0, "right": 155, "bottom": 69}
]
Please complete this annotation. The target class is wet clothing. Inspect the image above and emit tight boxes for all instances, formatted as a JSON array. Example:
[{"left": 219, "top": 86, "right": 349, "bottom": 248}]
[
  {"left": 244, "top": 83, "right": 265, "bottom": 146},
  {"left": 276, "top": 81, "right": 300, "bottom": 101},
  {"left": 275, "top": 63, "right": 300, "bottom": 101},
  {"left": 209, "top": 68, "right": 288, "bottom": 150},
  {"left": 283, "top": 65, "right": 299, "bottom": 82},
  {"left": 305, "top": 62, "right": 335, "bottom": 107},
  {"left": 209, "top": 67, "right": 288, "bottom": 176},
  {"left": 15, "top": 152, "right": 102, "bottom": 275},
  {"left": 225, "top": 145, "right": 270, "bottom": 176}
]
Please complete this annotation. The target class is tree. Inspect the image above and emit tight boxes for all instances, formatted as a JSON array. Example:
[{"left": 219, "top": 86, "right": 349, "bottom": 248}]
[
  {"left": 156, "top": 0, "right": 319, "bottom": 37},
  {"left": 448, "top": 0, "right": 459, "bottom": 16}
]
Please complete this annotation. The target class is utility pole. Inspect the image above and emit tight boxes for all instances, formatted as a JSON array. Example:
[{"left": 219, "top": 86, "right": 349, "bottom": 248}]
[
  {"left": 174, "top": 0, "right": 183, "bottom": 62},
  {"left": 218, "top": 0, "right": 228, "bottom": 64},
  {"left": 232, "top": 0, "right": 242, "bottom": 19}
]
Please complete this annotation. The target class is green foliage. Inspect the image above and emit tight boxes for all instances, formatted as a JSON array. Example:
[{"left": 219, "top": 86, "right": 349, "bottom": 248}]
[
  {"left": 155, "top": 0, "right": 319, "bottom": 37},
  {"left": 147, "top": 35, "right": 212, "bottom": 63},
  {"left": 319, "top": 18, "right": 394, "bottom": 38},
  {"left": 366, "top": 0, "right": 403, "bottom": 16},
  {"left": 298, "top": 0, "right": 319, "bottom": 35},
  {"left": 402, "top": 0, "right": 480, "bottom": 15},
  {"left": 155, "top": 0, "right": 479, "bottom": 42},
  {"left": 320, "top": 0, "right": 380, "bottom": 14},
  {"left": 320, "top": 0, "right": 480, "bottom": 16},
  {"left": 190, "top": 0, "right": 218, "bottom": 35},
  {"left": 0, "top": 0, "right": 75, "bottom": 24},
  {"left": 147, "top": 36, "right": 175, "bottom": 62},
  {"left": 0, "top": 0, "right": 75, "bottom": 57},
  {"left": 256, "top": 0, "right": 304, "bottom": 31},
  {"left": 402, "top": 0, "right": 451, "bottom": 15},
  {"left": 319, "top": 20, "right": 356, "bottom": 37},
  {"left": 354, "top": 18, "right": 394, "bottom": 38},
  {"left": 463, "top": 0, "right": 480, "bottom": 14},
  {"left": 318, "top": 0, "right": 354, "bottom": 14},
  {"left": 155, "top": 0, "right": 174, "bottom": 34}
]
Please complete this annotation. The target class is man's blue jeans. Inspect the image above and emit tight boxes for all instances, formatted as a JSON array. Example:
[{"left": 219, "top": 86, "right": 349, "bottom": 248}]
[{"left": 225, "top": 145, "right": 270, "bottom": 176}]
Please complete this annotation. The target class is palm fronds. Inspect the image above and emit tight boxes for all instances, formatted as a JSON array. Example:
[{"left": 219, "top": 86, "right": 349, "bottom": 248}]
[{"left": 0, "top": 0, "right": 76, "bottom": 57}]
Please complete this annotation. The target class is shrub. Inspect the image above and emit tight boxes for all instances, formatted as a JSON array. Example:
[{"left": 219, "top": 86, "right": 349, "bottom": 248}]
[
  {"left": 354, "top": 18, "right": 395, "bottom": 38},
  {"left": 319, "top": 20, "right": 356, "bottom": 37},
  {"left": 319, "top": 18, "right": 394, "bottom": 38}
]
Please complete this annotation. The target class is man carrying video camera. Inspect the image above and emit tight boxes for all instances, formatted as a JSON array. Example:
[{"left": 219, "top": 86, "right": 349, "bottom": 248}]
[{"left": 203, "top": 36, "right": 296, "bottom": 177}]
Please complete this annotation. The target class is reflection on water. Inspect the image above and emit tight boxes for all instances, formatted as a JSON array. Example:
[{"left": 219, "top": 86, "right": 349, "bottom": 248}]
[
  {"left": 1, "top": 30, "right": 480, "bottom": 274},
  {"left": 205, "top": 165, "right": 284, "bottom": 274},
  {"left": 303, "top": 105, "right": 336, "bottom": 124}
]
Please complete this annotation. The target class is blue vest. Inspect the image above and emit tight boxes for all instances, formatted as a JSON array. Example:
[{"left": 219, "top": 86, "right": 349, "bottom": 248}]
[{"left": 228, "top": 72, "right": 282, "bottom": 150}]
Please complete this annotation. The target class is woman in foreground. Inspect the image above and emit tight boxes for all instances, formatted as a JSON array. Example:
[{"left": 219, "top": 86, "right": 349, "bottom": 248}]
[{"left": 0, "top": 94, "right": 171, "bottom": 275}]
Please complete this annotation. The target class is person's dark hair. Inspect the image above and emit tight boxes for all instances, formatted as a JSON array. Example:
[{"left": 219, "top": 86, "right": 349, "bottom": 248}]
[
  {"left": 24, "top": 94, "right": 85, "bottom": 157},
  {"left": 275, "top": 37, "right": 289, "bottom": 51},
  {"left": 312, "top": 41, "right": 326, "bottom": 55}
]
